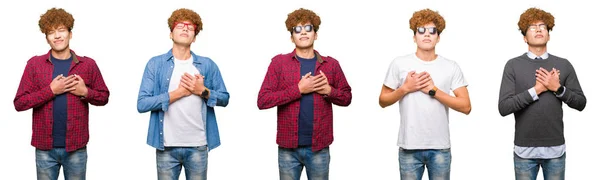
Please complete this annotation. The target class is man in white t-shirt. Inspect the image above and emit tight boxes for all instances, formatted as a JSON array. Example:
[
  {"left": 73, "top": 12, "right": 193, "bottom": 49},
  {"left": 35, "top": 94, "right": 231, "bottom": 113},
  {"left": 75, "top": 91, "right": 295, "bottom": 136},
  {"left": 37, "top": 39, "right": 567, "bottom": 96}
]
[
  {"left": 378, "top": 9, "right": 471, "bottom": 180},
  {"left": 137, "top": 8, "right": 230, "bottom": 180}
]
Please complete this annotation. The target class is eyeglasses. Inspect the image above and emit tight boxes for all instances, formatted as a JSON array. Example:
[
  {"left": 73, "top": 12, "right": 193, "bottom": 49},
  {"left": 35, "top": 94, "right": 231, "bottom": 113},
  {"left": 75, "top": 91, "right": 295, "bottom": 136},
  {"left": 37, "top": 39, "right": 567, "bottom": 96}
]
[
  {"left": 417, "top": 27, "right": 437, "bottom": 35},
  {"left": 292, "top": 25, "right": 314, "bottom": 34},
  {"left": 173, "top": 22, "right": 196, "bottom": 31},
  {"left": 528, "top": 24, "right": 547, "bottom": 31}
]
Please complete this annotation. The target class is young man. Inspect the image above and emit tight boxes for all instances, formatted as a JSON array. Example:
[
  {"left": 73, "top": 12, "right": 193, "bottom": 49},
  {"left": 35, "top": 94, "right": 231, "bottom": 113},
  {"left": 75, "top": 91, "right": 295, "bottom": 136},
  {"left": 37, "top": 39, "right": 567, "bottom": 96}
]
[
  {"left": 13, "top": 7, "right": 110, "bottom": 180},
  {"left": 498, "top": 8, "right": 586, "bottom": 180},
  {"left": 137, "top": 8, "right": 229, "bottom": 180},
  {"left": 257, "top": 8, "right": 352, "bottom": 180},
  {"left": 379, "top": 9, "right": 471, "bottom": 180}
]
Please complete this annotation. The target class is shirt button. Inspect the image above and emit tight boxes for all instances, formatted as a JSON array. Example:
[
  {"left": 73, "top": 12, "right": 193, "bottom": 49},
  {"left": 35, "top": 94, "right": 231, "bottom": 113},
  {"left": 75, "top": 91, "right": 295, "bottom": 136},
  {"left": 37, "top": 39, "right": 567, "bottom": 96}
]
[
  {"left": 167, "top": 78, "right": 169, "bottom": 80},
  {"left": 160, "top": 132, "right": 163, "bottom": 135},
  {"left": 160, "top": 119, "right": 163, "bottom": 123},
  {"left": 171, "top": 66, "right": 173, "bottom": 68}
]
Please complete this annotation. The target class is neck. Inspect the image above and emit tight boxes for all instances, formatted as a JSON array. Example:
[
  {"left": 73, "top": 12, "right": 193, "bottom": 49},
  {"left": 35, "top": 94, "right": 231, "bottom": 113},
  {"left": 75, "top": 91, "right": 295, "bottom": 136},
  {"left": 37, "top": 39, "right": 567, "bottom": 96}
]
[
  {"left": 295, "top": 47, "right": 315, "bottom": 59},
  {"left": 172, "top": 43, "right": 192, "bottom": 60},
  {"left": 415, "top": 48, "right": 437, "bottom": 61},
  {"left": 528, "top": 46, "right": 547, "bottom": 57},
  {"left": 51, "top": 48, "right": 71, "bottom": 60}
]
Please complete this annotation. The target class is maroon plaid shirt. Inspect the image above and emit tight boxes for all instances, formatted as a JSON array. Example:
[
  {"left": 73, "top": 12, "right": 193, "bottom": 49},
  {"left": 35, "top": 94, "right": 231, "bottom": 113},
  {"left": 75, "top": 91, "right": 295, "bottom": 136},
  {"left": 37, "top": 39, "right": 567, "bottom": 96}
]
[
  {"left": 258, "top": 49, "right": 352, "bottom": 151},
  {"left": 14, "top": 50, "right": 109, "bottom": 152}
]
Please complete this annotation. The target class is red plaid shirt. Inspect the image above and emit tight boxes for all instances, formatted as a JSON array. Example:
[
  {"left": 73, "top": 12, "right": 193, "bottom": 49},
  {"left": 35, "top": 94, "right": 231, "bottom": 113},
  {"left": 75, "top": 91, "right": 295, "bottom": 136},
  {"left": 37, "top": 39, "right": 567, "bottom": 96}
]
[
  {"left": 14, "top": 50, "right": 110, "bottom": 152},
  {"left": 258, "top": 49, "right": 352, "bottom": 151}
]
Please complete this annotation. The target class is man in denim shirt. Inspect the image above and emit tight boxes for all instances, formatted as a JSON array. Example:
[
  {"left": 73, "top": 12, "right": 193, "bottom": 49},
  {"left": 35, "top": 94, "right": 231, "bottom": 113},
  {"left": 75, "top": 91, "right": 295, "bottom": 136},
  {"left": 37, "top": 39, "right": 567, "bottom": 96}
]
[{"left": 137, "top": 8, "right": 229, "bottom": 180}]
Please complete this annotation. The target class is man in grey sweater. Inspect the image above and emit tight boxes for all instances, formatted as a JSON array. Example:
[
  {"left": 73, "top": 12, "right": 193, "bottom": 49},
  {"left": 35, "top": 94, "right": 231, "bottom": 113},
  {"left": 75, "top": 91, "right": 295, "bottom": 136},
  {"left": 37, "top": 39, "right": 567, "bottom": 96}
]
[{"left": 498, "top": 8, "right": 586, "bottom": 180}]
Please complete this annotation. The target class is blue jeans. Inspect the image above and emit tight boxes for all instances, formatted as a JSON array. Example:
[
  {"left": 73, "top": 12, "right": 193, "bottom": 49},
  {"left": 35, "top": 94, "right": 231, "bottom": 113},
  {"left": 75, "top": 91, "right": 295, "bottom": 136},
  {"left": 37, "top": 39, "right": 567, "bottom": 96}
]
[
  {"left": 278, "top": 146, "right": 330, "bottom": 180},
  {"left": 156, "top": 146, "right": 208, "bottom": 180},
  {"left": 35, "top": 147, "right": 87, "bottom": 180},
  {"left": 398, "top": 148, "right": 451, "bottom": 180},
  {"left": 514, "top": 153, "right": 565, "bottom": 180}
]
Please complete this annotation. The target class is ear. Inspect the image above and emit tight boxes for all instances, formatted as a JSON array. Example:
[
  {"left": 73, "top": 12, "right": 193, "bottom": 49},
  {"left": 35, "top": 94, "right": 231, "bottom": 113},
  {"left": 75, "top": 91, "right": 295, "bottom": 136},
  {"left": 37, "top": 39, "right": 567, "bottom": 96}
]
[
  {"left": 68, "top": 31, "right": 73, "bottom": 39},
  {"left": 192, "top": 35, "right": 196, "bottom": 43},
  {"left": 523, "top": 36, "right": 527, "bottom": 43},
  {"left": 290, "top": 35, "right": 294, "bottom": 43},
  {"left": 169, "top": 31, "right": 173, "bottom": 40},
  {"left": 436, "top": 34, "right": 440, "bottom": 43},
  {"left": 413, "top": 35, "right": 417, "bottom": 43},
  {"left": 314, "top": 32, "right": 318, "bottom": 41}
]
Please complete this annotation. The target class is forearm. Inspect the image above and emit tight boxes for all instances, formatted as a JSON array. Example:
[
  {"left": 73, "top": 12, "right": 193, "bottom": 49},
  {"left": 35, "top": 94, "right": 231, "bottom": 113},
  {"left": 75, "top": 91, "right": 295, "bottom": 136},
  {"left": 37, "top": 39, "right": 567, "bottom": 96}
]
[
  {"left": 83, "top": 86, "right": 109, "bottom": 106},
  {"left": 379, "top": 86, "right": 408, "bottom": 108},
  {"left": 257, "top": 86, "right": 302, "bottom": 109},
  {"left": 14, "top": 86, "right": 55, "bottom": 111},
  {"left": 434, "top": 90, "right": 471, "bottom": 114},
  {"left": 325, "top": 86, "right": 352, "bottom": 106}
]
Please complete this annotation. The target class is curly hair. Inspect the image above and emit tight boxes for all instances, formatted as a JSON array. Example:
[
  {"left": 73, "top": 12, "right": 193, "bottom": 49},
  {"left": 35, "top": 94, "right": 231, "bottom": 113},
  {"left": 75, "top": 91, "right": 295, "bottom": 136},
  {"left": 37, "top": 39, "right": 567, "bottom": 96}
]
[
  {"left": 518, "top": 8, "right": 554, "bottom": 36},
  {"left": 409, "top": 9, "right": 446, "bottom": 35},
  {"left": 168, "top": 8, "right": 203, "bottom": 35},
  {"left": 285, "top": 8, "right": 321, "bottom": 33},
  {"left": 38, "top": 8, "right": 74, "bottom": 34}
]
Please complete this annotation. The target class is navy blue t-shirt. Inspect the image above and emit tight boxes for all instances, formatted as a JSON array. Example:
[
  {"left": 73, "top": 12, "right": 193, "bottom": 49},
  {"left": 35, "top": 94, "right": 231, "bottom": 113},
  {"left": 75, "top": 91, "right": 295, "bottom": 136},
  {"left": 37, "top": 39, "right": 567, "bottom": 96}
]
[
  {"left": 51, "top": 55, "right": 72, "bottom": 147},
  {"left": 298, "top": 56, "right": 317, "bottom": 146}
]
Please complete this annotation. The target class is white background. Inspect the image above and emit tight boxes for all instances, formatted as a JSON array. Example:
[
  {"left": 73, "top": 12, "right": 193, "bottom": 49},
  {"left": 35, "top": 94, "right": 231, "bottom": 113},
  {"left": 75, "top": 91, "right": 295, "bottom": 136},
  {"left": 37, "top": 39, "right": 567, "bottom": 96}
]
[{"left": 1, "top": 0, "right": 598, "bottom": 179}]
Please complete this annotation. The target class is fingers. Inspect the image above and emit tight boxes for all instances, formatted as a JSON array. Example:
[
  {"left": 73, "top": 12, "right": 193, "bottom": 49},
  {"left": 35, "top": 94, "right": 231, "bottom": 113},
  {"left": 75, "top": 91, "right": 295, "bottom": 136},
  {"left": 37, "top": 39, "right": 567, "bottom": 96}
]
[
  {"left": 407, "top": 71, "right": 416, "bottom": 77},
  {"left": 65, "top": 87, "right": 76, "bottom": 92},
  {"left": 64, "top": 79, "right": 79, "bottom": 88},
  {"left": 313, "top": 79, "right": 328, "bottom": 88},
  {"left": 53, "top": 74, "right": 64, "bottom": 81},
  {"left": 319, "top": 70, "right": 328, "bottom": 79},
  {"left": 303, "top": 72, "right": 312, "bottom": 79}
]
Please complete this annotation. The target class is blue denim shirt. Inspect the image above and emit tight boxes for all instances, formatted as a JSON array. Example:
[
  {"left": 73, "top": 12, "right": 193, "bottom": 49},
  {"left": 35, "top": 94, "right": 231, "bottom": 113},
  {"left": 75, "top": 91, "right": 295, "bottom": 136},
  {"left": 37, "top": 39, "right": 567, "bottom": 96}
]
[{"left": 137, "top": 49, "right": 229, "bottom": 151}]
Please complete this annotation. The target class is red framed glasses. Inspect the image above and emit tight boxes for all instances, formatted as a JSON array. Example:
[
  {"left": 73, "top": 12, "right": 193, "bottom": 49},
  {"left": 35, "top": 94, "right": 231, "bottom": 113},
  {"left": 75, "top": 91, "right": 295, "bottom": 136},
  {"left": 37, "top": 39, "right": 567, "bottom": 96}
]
[{"left": 173, "top": 22, "right": 196, "bottom": 31}]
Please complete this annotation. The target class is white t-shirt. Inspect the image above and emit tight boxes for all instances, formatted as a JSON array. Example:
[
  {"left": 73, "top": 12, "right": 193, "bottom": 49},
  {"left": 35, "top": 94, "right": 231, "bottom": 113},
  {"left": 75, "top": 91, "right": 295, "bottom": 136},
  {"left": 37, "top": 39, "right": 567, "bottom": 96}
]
[
  {"left": 164, "top": 56, "right": 207, "bottom": 147},
  {"left": 383, "top": 53, "right": 467, "bottom": 149}
]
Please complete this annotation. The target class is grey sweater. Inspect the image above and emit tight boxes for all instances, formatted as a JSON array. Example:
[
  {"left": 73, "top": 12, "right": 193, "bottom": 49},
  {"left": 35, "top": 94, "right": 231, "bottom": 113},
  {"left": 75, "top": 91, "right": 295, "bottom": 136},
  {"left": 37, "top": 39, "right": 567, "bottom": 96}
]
[{"left": 498, "top": 53, "right": 586, "bottom": 147}]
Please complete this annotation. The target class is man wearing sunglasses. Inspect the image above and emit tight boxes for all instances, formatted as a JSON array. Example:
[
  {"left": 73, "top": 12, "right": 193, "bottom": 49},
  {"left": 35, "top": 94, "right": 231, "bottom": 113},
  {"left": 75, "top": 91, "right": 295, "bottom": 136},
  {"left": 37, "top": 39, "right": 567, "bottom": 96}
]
[
  {"left": 137, "top": 8, "right": 229, "bottom": 180},
  {"left": 379, "top": 9, "right": 471, "bottom": 180},
  {"left": 257, "top": 8, "right": 352, "bottom": 180},
  {"left": 13, "top": 8, "right": 110, "bottom": 180},
  {"left": 498, "top": 8, "right": 586, "bottom": 180}
]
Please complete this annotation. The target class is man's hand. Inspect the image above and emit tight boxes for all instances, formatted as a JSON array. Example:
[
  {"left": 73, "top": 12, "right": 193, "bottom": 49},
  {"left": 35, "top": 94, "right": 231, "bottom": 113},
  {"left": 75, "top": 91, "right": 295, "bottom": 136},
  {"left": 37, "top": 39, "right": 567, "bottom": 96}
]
[
  {"left": 50, "top": 74, "right": 77, "bottom": 95},
  {"left": 418, "top": 72, "right": 435, "bottom": 94},
  {"left": 181, "top": 73, "right": 206, "bottom": 95},
  {"left": 536, "top": 67, "right": 561, "bottom": 92},
  {"left": 298, "top": 72, "right": 314, "bottom": 94},
  {"left": 313, "top": 70, "right": 331, "bottom": 95},
  {"left": 400, "top": 71, "right": 430, "bottom": 93},
  {"left": 69, "top": 74, "right": 88, "bottom": 97}
]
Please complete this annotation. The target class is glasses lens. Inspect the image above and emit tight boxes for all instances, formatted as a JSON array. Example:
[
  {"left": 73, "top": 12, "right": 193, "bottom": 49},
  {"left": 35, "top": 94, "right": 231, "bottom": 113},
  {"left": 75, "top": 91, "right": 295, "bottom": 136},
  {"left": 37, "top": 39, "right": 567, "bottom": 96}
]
[
  {"left": 417, "top": 27, "right": 426, "bottom": 34},
  {"left": 304, "top": 25, "right": 313, "bottom": 32},
  {"left": 294, "top": 26, "right": 302, "bottom": 33},
  {"left": 428, "top": 27, "right": 437, "bottom": 34}
]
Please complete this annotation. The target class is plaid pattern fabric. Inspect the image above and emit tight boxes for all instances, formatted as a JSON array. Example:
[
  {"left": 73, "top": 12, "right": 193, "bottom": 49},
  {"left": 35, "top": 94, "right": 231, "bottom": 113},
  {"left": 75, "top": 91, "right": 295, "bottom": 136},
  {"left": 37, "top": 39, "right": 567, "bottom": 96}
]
[
  {"left": 14, "top": 50, "right": 110, "bottom": 152},
  {"left": 258, "top": 49, "right": 351, "bottom": 151}
]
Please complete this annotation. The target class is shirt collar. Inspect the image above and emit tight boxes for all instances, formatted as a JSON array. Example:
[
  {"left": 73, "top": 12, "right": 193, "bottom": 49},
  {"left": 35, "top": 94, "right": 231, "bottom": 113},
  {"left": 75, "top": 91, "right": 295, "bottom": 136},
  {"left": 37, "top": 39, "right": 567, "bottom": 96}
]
[
  {"left": 526, "top": 51, "right": 549, "bottom": 60},
  {"left": 44, "top": 50, "right": 81, "bottom": 63},
  {"left": 289, "top": 49, "right": 325, "bottom": 63},
  {"left": 165, "top": 48, "right": 201, "bottom": 64}
]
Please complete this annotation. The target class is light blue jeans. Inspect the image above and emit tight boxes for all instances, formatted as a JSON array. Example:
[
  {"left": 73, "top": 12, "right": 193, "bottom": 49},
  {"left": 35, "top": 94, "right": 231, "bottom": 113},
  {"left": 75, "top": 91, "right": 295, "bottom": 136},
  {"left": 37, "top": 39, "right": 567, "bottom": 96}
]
[
  {"left": 35, "top": 147, "right": 87, "bottom": 180},
  {"left": 514, "top": 153, "right": 566, "bottom": 180},
  {"left": 278, "top": 146, "right": 330, "bottom": 180},
  {"left": 156, "top": 146, "right": 208, "bottom": 180},
  {"left": 398, "top": 148, "right": 451, "bottom": 180}
]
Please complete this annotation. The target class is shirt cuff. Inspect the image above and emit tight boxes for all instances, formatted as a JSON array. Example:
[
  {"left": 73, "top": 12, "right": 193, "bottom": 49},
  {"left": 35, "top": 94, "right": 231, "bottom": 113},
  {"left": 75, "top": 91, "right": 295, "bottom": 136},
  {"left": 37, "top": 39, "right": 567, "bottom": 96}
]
[{"left": 528, "top": 87, "right": 539, "bottom": 101}]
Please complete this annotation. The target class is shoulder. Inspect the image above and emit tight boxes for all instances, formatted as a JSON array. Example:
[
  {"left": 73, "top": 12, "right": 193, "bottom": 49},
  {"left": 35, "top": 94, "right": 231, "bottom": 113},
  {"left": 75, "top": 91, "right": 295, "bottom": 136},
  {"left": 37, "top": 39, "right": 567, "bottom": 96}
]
[
  {"left": 390, "top": 54, "right": 415, "bottom": 66},
  {"left": 271, "top": 52, "right": 293, "bottom": 63},
  {"left": 26, "top": 54, "right": 48, "bottom": 64}
]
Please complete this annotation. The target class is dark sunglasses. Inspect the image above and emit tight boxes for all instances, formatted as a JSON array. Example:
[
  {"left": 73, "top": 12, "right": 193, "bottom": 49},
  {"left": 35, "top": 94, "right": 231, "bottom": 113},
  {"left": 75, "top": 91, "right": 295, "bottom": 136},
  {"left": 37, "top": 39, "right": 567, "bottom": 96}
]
[
  {"left": 417, "top": 27, "right": 438, "bottom": 35},
  {"left": 292, "top": 25, "right": 314, "bottom": 34}
]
